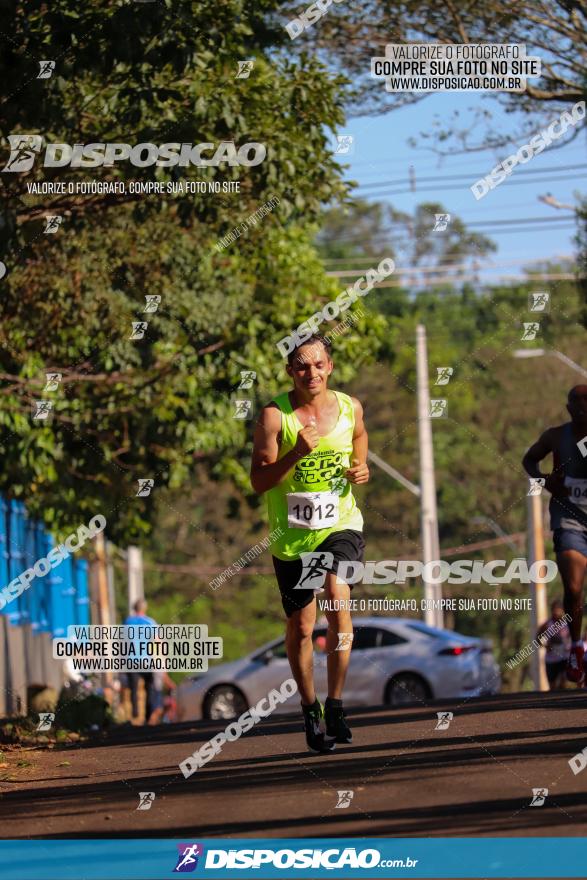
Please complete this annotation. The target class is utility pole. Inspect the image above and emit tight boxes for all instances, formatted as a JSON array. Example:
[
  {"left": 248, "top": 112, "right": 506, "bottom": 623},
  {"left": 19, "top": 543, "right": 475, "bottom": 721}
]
[
  {"left": 527, "top": 486, "right": 549, "bottom": 691},
  {"left": 416, "top": 324, "right": 444, "bottom": 629},
  {"left": 127, "top": 546, "right": 144, "bottom": 614},
  {"left": 93, "top": 531, "right": 113, "bottom": 691}
]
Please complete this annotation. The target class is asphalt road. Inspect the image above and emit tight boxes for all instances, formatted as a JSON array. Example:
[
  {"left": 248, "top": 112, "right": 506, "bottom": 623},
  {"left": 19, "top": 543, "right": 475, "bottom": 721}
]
[{"left": 2, "top": 690, "right": 587, "bottom": 839}]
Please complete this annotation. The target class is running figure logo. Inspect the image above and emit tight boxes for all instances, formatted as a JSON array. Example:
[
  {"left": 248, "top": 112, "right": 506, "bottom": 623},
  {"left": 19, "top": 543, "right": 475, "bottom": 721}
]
[
  {"left": 233, "top": 400, "right": 252, "bottom": 419},
  {"left": 38, "top": 60, "right": 55, "bottom": 79},
  {"left": 521, "top": 322, "right": 539, "bottom": 341},
  {"left": 44, "top": 215, "right": 62, "bottom": 233},
  {"left": 238, "top": 370, "right": 256, "bottom": 390},
  {"left": 44, "top": 373, "right": 62, "bottom": 392},
  {"left": 435, "top": 367, "right": 453, "bottom": 385},
  {"left": 36, "top": 712, "right": 55, "bottom": 731},
  {"left": 144, "top": 295, "right": 161, "bottom": 313},
  {"left": 335, "top": 790, "right": 354, "bottom": 808},
  {"left": 435, "top": 711, "right": 453, "bottom": 730},
  {"left": 334, "top": 135, "right": 354, "bottom": 155},
  {"left": 330, "top": 477, "right": 347, "bottom": 496},
  {"left": 173, "top": 844, "right": 204, "bottom": 873},
  {"left": 527, "top": 477, "right": 545, "bottom": 496},
  {"left": 336, "top": 633, "right": 354, "bottom": 651},
  {"left": 529, "top": 292, "right": 549, "bottom": 312},
  {"left": 429, "top": 399, "right": 447, "bottom": 418},
  {"left": 32, "top": 400, "right": 53, "bottom": 420},
  {"left": 3, "top": 134, "right": 43, "bottom": 173},
  {"left": 433, "top": 213, "right": 451, "bottom": 231},
  {"left": 136, "top": 792, "right": 155, "bottom": 811},
  {"left": 294, "top": 551, "right": 334, "bottom": 591},
  {"left": 235, "top": 60, "right": 255, "bottom": 78},
  {"left": 529, "top": 788, "right": 548, "bottom": 806},
  {"left": 129, "top": 321, "right": 148, "bottom": 340}
]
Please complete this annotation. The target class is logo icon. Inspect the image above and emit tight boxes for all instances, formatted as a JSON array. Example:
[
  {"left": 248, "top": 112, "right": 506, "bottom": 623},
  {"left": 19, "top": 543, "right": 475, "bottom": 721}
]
[
  {"left": 433, "top": 213, "right": 451, "bottom": 232},
  {"left": 38, "top": 61, "right": 56, "bottom": 79},
  {"left": 32, "top": 400, "right": 53, "bottom": 421},
  {"left": 174, "top": 843, "right": 204, "bottom": 873},
  {"left": 137, "top": 792, "right": 156, "bottom": 811},
  {"left": 577, "top": 437, "right": 587, "bottom": 459},
  {"left": 294, "top": 551, "right": 334, "bottom": 591},
  {"left": 529, "top": 292, "right": 549, "bottom": 312},
  {"left": 435, "top": 367, "right": 453, "bottom": 385},
  {"left": 36, "top": 712, "right": 55, "bottom": 731},
  {"left": 129, "top": 321, "right": 148, "bottom": 340},
  {"left": 3, "top": 134, "right": 43, "bottom": 173},
  {"left": 521, "top": 322, "right": 539, "bottom": 341},
  {"left": 529, "top": 787, "right": 548, "bottom": 806},
  {"left": 144, "top": 295, "right": 161, "bottom": 313},
  {"left": 335, "top": 790, "right": 354, "bottom": 808},
  {"left": 136, "top": 478, "right": 155, "bottom": 497},
  {"left": 330, "top": 477, "right": 347, "bottom": 496},
  {"left": 233, "top": 399, "right": 252, "bottom": 419},
  {"left": 435, "top": 711, "right": 453, "bottom": 731},
  {"left": 238, "top": 370, "right": 256, "bottom": 390},
  {"left": 429, "top": 399, "right": 447, "bottom": 418},
  {"left": 236, "top": 60, "right": 255, "bottom": 79},
  {"left": 44, "top": 215, "right": 63, "bottom": 233},
  {"left": 334, "top": 135, "right": 354, "bottom": 155},
  {"left": 336, "top": 633, "right": 354, "bottom": 651},
  {"left": 44, "top": 372, "right": 62, "bottom": 392},
  {"left": 527, "top": 477, "right": 545, "bottom": 496}
]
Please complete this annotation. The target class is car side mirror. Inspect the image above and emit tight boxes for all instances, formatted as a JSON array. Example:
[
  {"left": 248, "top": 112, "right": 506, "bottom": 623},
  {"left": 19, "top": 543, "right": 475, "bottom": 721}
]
[{"left": 260, "top": 649, "right": 274, "bottom": 665}]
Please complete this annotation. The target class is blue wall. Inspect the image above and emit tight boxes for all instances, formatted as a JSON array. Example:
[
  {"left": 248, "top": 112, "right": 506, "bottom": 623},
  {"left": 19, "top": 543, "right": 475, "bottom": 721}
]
[{"left": 0, "top": 499, "right": 90, "bottom": 636}]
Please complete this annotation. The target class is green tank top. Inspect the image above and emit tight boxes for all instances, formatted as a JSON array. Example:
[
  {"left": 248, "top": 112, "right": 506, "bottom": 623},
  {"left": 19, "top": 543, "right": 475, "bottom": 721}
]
[{"left": 267, "top": 390, "right": 363, "bottom": 560}]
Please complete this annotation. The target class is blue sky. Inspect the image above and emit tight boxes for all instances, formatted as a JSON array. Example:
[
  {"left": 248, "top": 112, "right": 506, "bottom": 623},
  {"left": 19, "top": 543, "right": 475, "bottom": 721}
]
[{"left": 336, "top": 92, "right": 585, "bottom": 283}]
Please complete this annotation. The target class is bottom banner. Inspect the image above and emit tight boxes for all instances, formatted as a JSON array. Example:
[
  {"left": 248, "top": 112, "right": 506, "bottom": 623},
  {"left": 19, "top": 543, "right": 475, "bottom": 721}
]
[{"left": 0, "top": 838, "right": 586, "bottom": 878}]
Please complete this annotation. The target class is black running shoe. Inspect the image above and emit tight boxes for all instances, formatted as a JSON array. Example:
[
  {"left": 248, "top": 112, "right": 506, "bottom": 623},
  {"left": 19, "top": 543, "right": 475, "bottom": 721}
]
[
  {"left": 324, "top": 700, "right": 352, "bottom": 744},
  {"left": 302, "top": 700, "right": 335, "bottom": 753}
]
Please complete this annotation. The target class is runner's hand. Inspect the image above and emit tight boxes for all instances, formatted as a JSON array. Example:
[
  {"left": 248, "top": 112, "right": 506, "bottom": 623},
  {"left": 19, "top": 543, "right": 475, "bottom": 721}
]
[
  {"left": 346, "top": 459, "right": 369, "bottom": 484},
  {"left": 294, "top": 420, "right": 320, "bottom": 456},
  {"left": 544, "top": 473, "right": 568, "bottom": 498}
]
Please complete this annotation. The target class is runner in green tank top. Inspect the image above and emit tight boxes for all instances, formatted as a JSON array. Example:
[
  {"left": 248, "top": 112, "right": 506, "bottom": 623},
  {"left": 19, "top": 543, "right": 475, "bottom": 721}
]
[{"left": 251, "top": 334, "right": 369, "bottom": 753}]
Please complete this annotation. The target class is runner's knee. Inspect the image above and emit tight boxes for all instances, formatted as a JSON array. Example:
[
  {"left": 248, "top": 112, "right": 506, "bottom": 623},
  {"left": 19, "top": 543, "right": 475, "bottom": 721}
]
[{"left": 288, "top": 615, "right": 314, "bottom": 641}]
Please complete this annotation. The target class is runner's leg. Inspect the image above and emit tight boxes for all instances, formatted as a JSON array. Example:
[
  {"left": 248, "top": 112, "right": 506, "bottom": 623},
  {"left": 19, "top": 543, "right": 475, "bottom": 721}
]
[
  {"left": 557, "top": 549, "right": 587, "bottom": 641},
  {"left": 286, "top": 598, "right": 317, "bottom": 705},
  {"left": 323, "top": 572, "right": 353, "bottom": 699}
]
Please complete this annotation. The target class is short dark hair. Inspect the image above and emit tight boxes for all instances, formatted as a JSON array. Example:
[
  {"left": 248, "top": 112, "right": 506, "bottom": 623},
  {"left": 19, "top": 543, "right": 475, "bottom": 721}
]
[{"left": 287, "top": 333, "right": 332, "bottom": 365}]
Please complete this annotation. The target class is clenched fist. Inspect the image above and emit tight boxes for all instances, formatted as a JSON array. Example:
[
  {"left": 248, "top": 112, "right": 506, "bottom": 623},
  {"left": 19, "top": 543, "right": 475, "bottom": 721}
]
[
  {"left": 346, "top": 458, "right": 369, "bottom": 484},
  {"left": 294, "top": 418, "right": 320, "bottom": 457}
]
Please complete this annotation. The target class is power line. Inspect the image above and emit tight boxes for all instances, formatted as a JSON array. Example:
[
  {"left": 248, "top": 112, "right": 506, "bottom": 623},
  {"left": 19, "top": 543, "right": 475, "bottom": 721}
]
[
  {"left": 347, "top": 174, "right": 583, "bottom": 199},
  {"left": 352, "top": 163, "right": 587, "bottom": 191}
]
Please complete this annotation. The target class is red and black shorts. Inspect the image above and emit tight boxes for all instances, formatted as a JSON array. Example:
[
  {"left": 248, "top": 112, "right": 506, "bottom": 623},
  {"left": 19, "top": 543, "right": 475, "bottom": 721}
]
[{"left": 272, "top": 529, "right": 365, "bottom": 618}]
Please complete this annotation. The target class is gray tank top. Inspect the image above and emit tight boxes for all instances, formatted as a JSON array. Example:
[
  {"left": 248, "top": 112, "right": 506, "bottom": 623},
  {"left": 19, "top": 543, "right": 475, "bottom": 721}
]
[{"left": 549, "top": 422, "right": 587, "bottom": 532}]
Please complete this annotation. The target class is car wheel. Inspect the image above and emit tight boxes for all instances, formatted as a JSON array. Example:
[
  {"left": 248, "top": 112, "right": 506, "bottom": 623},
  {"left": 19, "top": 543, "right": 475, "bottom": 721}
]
[
  {"left": 203, "top": 685, "right": 248, "bottom": 720},
  {"left": 385, "top": 673, "right": 431, "bottom": 707}
]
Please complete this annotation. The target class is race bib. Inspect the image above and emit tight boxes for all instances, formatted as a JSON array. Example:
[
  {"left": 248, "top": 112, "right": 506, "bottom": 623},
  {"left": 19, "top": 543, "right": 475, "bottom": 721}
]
[
  {"left": 565, "top": 477, "right": 587, "bottom": 510},
  {"left": 287, "top": 492, "right": 339, "bottom": 530}
]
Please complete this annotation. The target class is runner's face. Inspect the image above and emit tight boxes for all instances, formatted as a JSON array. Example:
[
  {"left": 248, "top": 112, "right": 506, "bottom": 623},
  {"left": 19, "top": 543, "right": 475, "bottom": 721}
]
[
  {"left": 567, "top": 387, "right": 587, "bottom": 424},
  {"left": 287, "top": 343, "right": 332, "bottom": 395}
]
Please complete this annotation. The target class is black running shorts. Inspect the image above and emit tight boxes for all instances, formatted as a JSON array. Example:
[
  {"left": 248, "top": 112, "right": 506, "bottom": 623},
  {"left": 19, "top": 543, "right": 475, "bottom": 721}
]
[{"left": 272, "top": 529, "right": 365, "bottom": 618}]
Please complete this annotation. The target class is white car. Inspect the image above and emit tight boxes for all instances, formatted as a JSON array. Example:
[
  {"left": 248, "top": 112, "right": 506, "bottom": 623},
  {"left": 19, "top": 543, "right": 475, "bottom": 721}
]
[{"left": 176, "top": 617, "right": 501, "bottom": 721}]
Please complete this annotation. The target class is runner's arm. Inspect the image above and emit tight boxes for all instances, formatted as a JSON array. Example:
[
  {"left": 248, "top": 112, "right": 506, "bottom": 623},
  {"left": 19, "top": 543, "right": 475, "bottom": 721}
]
[
  {"left": 346, "top": 397, "right": 369, "bottom": 484},
  {"left": 522, "top": 429, "right": 553, "bottom": 479},
  {"left": 250, "top": 406, "right": 305, "bottom": 495},
  {"left": 522, "top": 427, "right": 566, "bottom": 495}
]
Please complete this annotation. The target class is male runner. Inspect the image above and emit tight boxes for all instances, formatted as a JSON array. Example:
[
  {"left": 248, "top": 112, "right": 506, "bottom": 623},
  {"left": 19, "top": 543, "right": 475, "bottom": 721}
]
[
  {"left": 250, "top": 334, "right": 368, "bottom": 752},
  {"left": 522, "top": 386, "right": 587, "bottom": 684}
]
